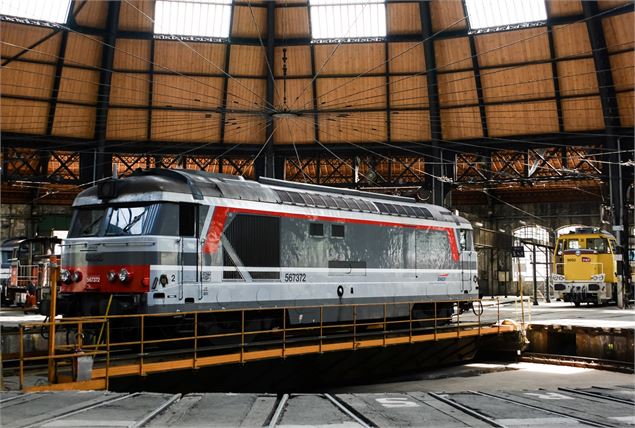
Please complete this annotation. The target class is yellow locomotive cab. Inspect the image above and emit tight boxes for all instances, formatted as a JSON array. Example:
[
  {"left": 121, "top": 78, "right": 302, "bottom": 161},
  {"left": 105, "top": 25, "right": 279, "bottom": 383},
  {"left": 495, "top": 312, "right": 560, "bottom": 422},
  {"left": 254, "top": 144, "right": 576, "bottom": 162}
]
[{"left": 552, "top": 228, "right": 618, "bottom": 306}]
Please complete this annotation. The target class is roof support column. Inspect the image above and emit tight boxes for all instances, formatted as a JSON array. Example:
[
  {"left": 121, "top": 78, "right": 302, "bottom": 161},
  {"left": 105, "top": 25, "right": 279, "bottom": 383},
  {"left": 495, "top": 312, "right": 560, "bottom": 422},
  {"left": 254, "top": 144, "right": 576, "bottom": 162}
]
[
  {"left": 583, "top": 0, "right": 630, "bottom": 298},
  {"left": 256, "top": 1, "right": 281, "bottom": 179},
  {"left": 81, "top": 0, "right": 120, "bottom": 182},
  {"left": 420, "top": 1, "right": 446, "bottom": 206}
]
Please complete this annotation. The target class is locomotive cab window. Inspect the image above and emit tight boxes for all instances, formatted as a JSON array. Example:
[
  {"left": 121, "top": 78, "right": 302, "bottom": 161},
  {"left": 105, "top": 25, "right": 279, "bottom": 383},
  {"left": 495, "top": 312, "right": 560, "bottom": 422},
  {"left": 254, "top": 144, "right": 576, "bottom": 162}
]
[
  {"left": 331, "top": 224, "right": 345, "bottom": 238},
  {"left": 309, "top": 223, "right": 324, "bottom": 237},
  {"left": 587, "top": 238, "right": 610, "bottom": 254},
  {"left": 459, "top": 229, "right": 473, "bottom": 251}
]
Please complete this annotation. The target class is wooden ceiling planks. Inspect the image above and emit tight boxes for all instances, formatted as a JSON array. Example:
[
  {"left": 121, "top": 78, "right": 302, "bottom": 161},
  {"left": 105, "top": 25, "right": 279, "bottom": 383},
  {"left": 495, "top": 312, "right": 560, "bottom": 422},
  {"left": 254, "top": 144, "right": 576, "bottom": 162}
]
[
  {"left": 475, "top": 28, "right": 550, "bottom": 67},
  {"left": 64, "top": 33, "right": 104, "bottom": 68},
  {"left": 151, "top": 110, "right": 221, "bottom": 142},
  {"left": 274, "top": 46, "right": 312, "bottom": 77},
  {"left": 319, "top": 111, "right": 387, "bottom": 144},
  {"left": 232, "top": 5, "right": 267, "bottom": 39},
  {"left": 152, "top": 75, "right": 224, "bottom": 109},
  {"left": 440, "top": 106, "right": 483, "bottom": 140},
  {"left": 480, "top": 64, "right": 554, "bottom": 103},
  {"left": 390, "top": 110, "right": 431, "bottom": 142},
  {"left": 551, "top": 23, "right": 592, "bottom": 57},
  {"left": 314, "top": 43, "right": 386, "bottom": 75},
  {"left": 545, "top": 0, "right": 583, "bottom": 17},
  {"left": 113, "top": 39, "right": 152, "bottom": 71},
  {"left": 556, "top": 58, "right": 599, "bottom": 97},
  {"left": 430, "top": 0, "right": 467, "bottom": 32},
  {"left": 434, "top": 38, "right": 472, "bottom": 71},
  {"left": 56, "top": 68, "right": 100, "bottom": 104},
  {"left": 438, "top": 71, "right": 478, "bottom": 107},
  {"left": 273, "top": 115, "right": 314, "bottom": 145},
  {"left": 387, "top": 42, "right": 425, "bottom": 74},
  {"left": 486, "top": 101, "right": 559, "bottom": 137},
  {"left": 106, "top": 108, "right": 147, "bottom": 140},
  {"left": 274, "top": 78, "right": 313, "bottom": 111},
  {"left": 275, "top": 5, "right": 309, "bottom": 39},
  {"left": 110, "top": 72, "right": 149, "bottom": 107},
  {"left": 389, "top": 75, "right": 428, "bottom": 109},
  {"left": 317, "top": 76, "right": 386, "bottom": 110},
  {"left": 51, "top": 105, "right": 96, "bottom": 139},
  {"left": 153, "top": 40, "right": 226, "bottom": 74},
  {"left": 602, "top": 12, "right": 635, "bottom": 52},
  {"left": 1, "top": 98, "right": 48, "bottom": 135},
  {"left": 229, "top": 45, "right": 267, "bottom": 76},
  {"left": 1, "top": 23, "right": 62, "bottom": 62},
  {"left": 1, "top": 62, "right": 55, "bottom": 99},
  {"left": 616, "top": 91, "right": 634, "bottom": 127},
  {"left": 118, "top": 0, "right": 155, "bottom": 32},
  {"left": 73, "top": 0, "right": 108, "bottom": 28},
  {"left": 386, "top": 2, "right": 422, "bottom": 35},
  {"left": 561, "top": 96, "right": 605, "bottom": 131},
  {"left": 225, "top": 78, "right": 267, "bottom": 110},
  {"left": 609, "top": 51, "right": 634, "bottom": 91},
  {"left": 223, "top": 114, "right": 266, "bottom": 144}
]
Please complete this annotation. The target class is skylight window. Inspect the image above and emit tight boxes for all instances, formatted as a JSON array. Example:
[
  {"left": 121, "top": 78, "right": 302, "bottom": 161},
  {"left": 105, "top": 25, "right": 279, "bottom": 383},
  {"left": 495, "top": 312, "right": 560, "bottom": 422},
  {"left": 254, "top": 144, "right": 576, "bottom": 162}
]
[
  {"left": 465, "top": 0, "right": 547, "bottom": 31},
  {"left": 154, "top": 0, "right": 232, "bottom": 39},
  {"left": 310, "top": 0, "right": 386, "bottom": 40},
  {"left": 0, "top": 0, "right": 72, "bottom": 24}
]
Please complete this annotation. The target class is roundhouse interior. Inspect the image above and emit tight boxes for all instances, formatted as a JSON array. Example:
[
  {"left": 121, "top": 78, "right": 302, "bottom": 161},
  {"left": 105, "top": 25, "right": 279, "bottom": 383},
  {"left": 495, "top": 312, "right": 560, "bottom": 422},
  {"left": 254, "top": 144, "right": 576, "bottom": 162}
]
[{"left": 1, "top": 0, "right": 633, "bottom": 298}]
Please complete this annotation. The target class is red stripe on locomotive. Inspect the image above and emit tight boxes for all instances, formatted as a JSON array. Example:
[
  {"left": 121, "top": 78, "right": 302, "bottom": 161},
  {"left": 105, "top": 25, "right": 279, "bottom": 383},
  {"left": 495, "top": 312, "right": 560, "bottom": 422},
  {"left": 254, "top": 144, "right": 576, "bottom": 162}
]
[{"left": 204, "top": 206, "right": 460, "bottom": 261}]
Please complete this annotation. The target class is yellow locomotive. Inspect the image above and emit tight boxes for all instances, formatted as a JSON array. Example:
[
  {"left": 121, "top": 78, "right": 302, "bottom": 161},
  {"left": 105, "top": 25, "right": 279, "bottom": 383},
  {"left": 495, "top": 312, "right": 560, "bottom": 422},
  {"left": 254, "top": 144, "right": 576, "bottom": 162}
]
[{"left": 552, "top": 227, "right": 618, "bottom": 306}]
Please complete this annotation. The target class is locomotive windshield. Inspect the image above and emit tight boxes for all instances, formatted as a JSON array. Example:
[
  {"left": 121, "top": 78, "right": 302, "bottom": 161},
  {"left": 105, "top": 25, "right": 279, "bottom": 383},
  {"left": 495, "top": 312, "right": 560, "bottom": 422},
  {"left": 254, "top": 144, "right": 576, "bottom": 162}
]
[{"left": 69, "top": 203, "right": 179, "bottom": 237}]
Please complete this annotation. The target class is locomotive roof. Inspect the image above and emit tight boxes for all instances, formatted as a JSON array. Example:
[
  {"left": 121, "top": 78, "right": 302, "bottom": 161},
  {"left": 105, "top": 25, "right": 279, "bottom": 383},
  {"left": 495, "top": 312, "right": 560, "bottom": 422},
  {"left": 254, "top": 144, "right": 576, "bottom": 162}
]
[{"left": 74, "top": 169, "right": 469, "bottom": 225}]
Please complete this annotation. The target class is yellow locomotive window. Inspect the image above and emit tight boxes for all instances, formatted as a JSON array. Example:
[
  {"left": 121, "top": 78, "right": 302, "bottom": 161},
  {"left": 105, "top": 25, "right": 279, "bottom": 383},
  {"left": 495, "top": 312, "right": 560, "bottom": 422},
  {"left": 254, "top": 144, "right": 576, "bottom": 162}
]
[
  {"left": 565, "top": 239, "right": 580, "bottom": 250},
  {"left": 587, "top": 238, "right": 610, "bottom": 254}
]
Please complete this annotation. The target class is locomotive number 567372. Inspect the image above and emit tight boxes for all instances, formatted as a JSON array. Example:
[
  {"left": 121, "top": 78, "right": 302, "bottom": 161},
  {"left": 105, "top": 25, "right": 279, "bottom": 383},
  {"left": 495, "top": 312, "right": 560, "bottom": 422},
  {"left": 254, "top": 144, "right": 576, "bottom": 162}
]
[{"left": 284, "top": 273, "right": 306, "bottom": 282}]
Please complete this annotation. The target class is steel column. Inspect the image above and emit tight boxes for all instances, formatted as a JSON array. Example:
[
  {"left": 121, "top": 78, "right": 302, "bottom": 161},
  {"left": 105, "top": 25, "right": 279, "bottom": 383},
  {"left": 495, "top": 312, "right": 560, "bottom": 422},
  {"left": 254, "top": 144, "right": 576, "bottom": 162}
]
[
  {"left": 81, "top": 0, "right": 120, "bottom": 182},
  {"left": 420, "top": 1, "right": 445, "bottom": 206}
]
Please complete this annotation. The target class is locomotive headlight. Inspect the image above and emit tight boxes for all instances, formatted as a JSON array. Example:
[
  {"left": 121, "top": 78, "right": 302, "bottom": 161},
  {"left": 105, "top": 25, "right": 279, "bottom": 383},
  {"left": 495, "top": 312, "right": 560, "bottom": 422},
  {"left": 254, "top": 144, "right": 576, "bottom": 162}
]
[
  {"left": 551, "top": 274, "right": 565, "bottom": 282},
  {"left": 107, "top": 271, "right": 117, "bottom": 282},
  {"left": 118, "top": 268, "right": 130, "bottom": 283},
  {"left": 591, "top": 273, "right": 605, "bottom": 282},
  {"left": 71, "top": 270, "right": 82, "bottom": 283},
  {"left": 60, "top": 269, "right": 71, "bottom": 284}
]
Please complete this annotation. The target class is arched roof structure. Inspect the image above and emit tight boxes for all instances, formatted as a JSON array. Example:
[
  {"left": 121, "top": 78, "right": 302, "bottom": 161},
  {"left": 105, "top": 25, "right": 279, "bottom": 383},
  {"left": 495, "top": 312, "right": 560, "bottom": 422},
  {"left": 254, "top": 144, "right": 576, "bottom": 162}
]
[{"left": 1, "top": 0, "right": 633, "bottom": 207}]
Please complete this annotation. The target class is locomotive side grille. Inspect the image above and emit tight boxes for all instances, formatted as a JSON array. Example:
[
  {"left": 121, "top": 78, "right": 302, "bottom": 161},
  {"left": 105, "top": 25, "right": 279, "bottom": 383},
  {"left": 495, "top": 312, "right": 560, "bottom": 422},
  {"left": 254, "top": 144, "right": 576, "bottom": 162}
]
[{"left": 223, "top": 214, "right": 281, "bottom": 280}]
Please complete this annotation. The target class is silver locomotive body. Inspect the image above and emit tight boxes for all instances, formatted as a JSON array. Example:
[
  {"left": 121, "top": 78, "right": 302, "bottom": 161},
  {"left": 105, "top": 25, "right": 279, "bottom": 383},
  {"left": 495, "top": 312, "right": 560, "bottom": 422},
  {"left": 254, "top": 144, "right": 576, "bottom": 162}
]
[{"left": 59, "top": 169, "right": 476, "bottom": 324}]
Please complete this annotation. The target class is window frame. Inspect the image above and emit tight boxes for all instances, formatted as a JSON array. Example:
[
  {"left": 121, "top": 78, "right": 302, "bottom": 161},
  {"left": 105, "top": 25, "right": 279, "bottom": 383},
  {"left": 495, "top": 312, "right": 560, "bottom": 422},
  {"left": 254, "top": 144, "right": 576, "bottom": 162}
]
[{"left": 309, "top": 0, "right": 387, "bottom": 43}]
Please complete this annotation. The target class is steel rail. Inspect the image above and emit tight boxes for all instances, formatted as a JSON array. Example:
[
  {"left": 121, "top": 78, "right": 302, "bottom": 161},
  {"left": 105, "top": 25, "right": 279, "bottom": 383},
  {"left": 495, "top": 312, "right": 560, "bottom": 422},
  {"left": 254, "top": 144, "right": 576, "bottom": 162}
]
[
  {"left": 558, "top": 387, "right": 634, "bottom": 406},
  {"left": 323, "top": 393, "right": 374, "bottom": 428},
  {"left": 132, "top": 393, "right": 182, "bottom": 428},
  {"left": 473, "top": 390, "right": 612, "bottom": 428},
  {"left": 267, "top": 393, "right": 289, "bottom": 427},
  {"left": 427, "top": 392, "right": 505, "bottom": 427}
]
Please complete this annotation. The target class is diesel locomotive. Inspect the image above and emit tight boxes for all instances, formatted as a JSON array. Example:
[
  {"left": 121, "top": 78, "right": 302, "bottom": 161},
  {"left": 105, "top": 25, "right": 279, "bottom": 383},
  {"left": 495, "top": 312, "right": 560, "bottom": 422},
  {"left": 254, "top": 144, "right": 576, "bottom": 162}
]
[
  {"left": 552, "top": 227, "right": 619, "bottom": 306},
  {"left": 56, "top": 169, "right": 477, "bottom": 326}
]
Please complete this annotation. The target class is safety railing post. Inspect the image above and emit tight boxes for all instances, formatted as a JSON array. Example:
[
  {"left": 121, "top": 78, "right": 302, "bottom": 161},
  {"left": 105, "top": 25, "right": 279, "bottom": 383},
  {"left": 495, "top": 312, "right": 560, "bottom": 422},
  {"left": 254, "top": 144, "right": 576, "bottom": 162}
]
[
  {"left": 477, "top": 300, "right": 481, "bottom": 336},
  {"left": 282, "top": 308, "right": 286, "bottom": 358},
  {"left": 352, "top": 306, "right": 357, "bottom": 350},
  {"left": 240, "top": 310, "right": 245, "bottom": 363},
  {"left": 140, "top": 316, "right": 144, "bottom": 375},
  {"left": 319, "top": 306, "right": 323, "bottom": 354},
  {"left": 382, "top": 303, "right": 387, "bottom": 347},
  {"left": 19, "top": 325, "right": 24, "bottom": 390},
  {"left": 434, "top": 302, "right": 437, "bottom": 341},
  {"left": 408, "top": 304, "right": 412, "bottom": 343},
  {"left": 193, "top": 313, "right": 198, "bottom": 369},
  {"left": 497, "top": 297, "right": 501, "bottom": 334},
  {"left": 105, "top": 320, "right": 110, "bottom": 390},
  {"left": 456, "top": 302, "right": 460, "bottom": 339}
]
